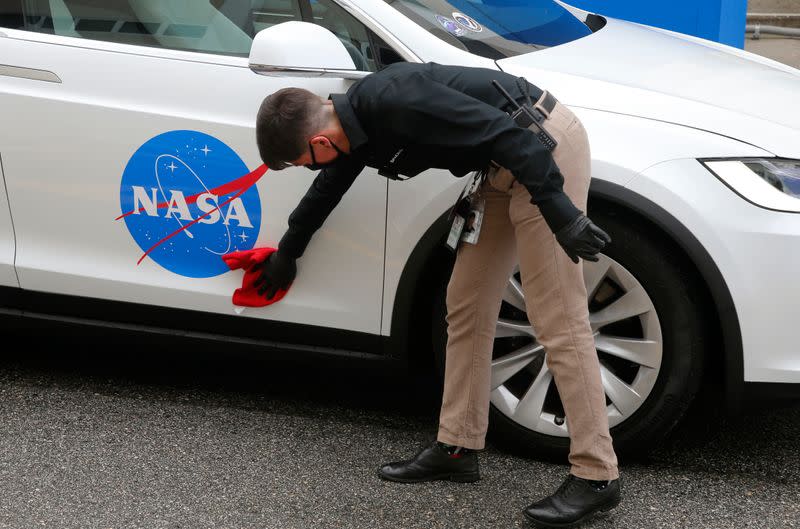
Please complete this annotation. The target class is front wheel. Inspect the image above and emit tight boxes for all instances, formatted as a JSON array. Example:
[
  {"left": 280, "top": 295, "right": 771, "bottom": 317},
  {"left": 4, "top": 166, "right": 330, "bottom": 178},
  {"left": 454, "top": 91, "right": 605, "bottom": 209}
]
[{"left": 432, "top": 212, "right": 707, "bottom": 458}]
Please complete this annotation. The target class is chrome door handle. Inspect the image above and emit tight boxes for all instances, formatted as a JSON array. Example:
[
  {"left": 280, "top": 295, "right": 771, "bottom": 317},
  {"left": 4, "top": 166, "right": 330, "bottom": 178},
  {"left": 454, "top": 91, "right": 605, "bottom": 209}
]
[
  {"left": 249, "top": 63, "right": 369, "bottom": 80},
  {"left": 0, "top": 64, "right": 62, "bottom": 83}
]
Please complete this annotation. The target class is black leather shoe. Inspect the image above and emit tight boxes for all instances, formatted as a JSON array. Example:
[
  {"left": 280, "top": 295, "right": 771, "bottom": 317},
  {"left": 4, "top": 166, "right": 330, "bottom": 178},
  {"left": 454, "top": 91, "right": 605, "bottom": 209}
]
[
  {"left": 523, "top": 474, "right": 621, "bottom": 528},
  {"left": 378, "top": 442, "right": 480, "bottom": 483}
]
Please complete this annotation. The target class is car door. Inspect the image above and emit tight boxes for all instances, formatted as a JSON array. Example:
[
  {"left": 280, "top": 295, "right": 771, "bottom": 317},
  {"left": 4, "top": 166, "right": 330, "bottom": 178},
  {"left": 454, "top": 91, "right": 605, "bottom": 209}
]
[
  {"left": 0, "top": 0, "right": 388, "bottom": 334},
  {"left": 0, "top": 147, "right": 16, "bottom": 288},
  {"left": 0, "top": 8, "right": 17, "bottom": 288}
]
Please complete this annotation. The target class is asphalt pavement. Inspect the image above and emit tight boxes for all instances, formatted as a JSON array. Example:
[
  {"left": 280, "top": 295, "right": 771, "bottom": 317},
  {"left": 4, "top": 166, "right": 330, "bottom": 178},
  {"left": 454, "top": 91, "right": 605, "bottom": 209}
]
[{"left": 0, "top": 325, "right": 797, "bottom": 529}]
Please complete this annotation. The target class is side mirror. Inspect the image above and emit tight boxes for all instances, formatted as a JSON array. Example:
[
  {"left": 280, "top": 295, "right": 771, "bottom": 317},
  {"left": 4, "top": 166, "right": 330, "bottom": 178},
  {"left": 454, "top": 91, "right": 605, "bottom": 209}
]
[{"left": 248, "top": 21, "right": 368, "bottom": 80}]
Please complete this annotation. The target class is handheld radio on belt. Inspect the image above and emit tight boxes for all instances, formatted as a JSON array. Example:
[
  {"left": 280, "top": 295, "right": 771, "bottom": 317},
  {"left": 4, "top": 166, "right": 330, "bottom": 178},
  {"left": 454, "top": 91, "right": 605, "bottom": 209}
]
[{"left": 491, "top": 79, "right": 558, "bottom": 152}]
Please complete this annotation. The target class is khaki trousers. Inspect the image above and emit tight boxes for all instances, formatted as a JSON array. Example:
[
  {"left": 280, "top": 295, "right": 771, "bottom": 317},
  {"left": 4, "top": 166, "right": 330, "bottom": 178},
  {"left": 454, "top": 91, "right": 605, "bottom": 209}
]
[{"left": 437, "top": 97, "right": 619, "bottom": 481}]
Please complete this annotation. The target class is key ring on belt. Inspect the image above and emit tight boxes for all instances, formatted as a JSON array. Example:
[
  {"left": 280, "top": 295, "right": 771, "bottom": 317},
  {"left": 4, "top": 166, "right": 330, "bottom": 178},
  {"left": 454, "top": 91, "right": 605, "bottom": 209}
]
[{"left": 448, "top": 169, "right": 486, "bottom": 221}]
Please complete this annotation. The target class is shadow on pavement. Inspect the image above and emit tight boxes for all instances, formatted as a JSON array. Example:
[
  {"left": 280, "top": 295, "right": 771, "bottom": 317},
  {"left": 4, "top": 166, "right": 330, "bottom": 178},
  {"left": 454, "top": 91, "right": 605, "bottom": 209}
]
[
  {"left": 0, "top": 319, "right": 442, "bottom": 424},
  {"left": 2, "top": 318, "right": 798, "bottom": 482}
]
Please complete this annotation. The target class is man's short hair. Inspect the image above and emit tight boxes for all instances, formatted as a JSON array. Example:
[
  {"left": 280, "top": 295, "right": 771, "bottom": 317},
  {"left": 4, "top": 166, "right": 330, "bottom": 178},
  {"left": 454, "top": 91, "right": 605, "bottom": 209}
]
[{"left": 256, "top": 88, "right": 323, "bottom": 170}]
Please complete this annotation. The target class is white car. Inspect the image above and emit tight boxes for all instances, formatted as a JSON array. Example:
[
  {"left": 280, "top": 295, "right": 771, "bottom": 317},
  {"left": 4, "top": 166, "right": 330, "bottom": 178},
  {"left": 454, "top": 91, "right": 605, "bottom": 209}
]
[{"left": 1, "top": 0, "right": 798, "bottom": 457}]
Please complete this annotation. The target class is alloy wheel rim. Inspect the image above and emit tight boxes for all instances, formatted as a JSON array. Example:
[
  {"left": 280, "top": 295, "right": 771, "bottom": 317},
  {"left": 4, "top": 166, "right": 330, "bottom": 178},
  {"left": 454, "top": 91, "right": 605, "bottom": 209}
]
[{"left": 490, "top": 254, "right": 663, "bottom": 437}]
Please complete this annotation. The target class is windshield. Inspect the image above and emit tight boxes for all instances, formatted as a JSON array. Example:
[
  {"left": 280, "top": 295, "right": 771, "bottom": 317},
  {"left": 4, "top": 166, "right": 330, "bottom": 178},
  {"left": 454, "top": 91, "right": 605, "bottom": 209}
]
[{"left": 384, "top": 0, "right": 592, "bottom": 59}]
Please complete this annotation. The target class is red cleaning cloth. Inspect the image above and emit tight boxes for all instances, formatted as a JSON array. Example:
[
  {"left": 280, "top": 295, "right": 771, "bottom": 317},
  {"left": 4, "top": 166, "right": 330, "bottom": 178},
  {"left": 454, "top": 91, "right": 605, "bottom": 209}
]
[{"left": 222, "top": 247, "right": 291, "bottom": 307}]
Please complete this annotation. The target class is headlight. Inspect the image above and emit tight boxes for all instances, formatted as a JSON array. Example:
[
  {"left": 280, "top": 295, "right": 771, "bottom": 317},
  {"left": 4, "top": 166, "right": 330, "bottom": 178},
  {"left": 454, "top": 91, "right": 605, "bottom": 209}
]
[{"left": 701, "top": 158, "right": 800, "bottom": 213}]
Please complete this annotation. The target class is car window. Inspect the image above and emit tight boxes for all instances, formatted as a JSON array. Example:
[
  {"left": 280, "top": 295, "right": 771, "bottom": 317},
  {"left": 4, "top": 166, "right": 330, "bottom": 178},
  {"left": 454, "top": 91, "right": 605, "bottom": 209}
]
[
  {"left": 0, "top": 2, "right": 23, "bottom": 28},
  {"left": 7, "top": 0, "right": 256, "bottom": 55},
  {"left": 1, "top": 0, "right": 393, "bottom": 70},
  {"left": 384, "top": 0, "right": 592, "bottom": 60},
  {"left": 309, "top": 0, "right": 377, "bottom": 72}
]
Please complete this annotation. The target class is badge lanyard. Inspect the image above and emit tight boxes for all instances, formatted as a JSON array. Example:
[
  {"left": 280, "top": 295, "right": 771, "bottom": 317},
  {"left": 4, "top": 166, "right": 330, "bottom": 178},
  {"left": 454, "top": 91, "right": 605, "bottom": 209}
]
[{"left": 446, "top": 170, "right": 486, "bottom": 252}]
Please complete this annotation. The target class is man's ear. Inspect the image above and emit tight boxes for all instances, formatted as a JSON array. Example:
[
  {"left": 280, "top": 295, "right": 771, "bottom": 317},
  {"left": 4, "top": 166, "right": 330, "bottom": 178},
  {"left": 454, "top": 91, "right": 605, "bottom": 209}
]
[{"left": 309, "top": 135, "right": 332, "bottom": 148}]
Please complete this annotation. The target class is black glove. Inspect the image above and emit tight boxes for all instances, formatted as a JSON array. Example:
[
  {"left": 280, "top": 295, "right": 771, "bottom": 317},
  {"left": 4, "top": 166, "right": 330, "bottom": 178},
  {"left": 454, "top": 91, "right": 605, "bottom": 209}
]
[
  {"left": 555, "top": 215, "right": 611, "bottom": 263},
  {"left": 251, "top": 250, "right": 297, "bottom": 299}
]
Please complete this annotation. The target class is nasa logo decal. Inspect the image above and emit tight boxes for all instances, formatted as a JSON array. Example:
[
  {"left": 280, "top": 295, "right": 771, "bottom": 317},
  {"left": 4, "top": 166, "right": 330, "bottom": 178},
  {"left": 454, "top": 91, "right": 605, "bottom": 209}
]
[
  {"left": 435, "top": 15, "right": 466, "bottom": 37},
  {"left": 452, "top": 12, "right": 482, "bottom": 32},
  {"left": 117, "top": 130, "right": 268, "bottom": 278}
]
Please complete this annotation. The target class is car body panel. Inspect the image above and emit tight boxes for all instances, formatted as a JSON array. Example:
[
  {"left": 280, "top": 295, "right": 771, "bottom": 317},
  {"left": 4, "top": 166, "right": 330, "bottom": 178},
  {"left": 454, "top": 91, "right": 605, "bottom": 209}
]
[
  {"left": 0, "top": 151, "right": 18, "bottom": 287},
  {"left": 0, "top": 30, "right": 386, "bottom": 334},
  {"left": 630, "top": 159, "right": 800, "bottom": 383},
  {"left": 497, "top": 18, "right": 800, "bottom": 158}
]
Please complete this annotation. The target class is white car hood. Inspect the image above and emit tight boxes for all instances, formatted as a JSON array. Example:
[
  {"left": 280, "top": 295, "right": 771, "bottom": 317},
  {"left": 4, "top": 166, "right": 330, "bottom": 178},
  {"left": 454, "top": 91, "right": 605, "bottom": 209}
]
[{"left": 497, "top": 18, "right": 800, "bottom": 158}]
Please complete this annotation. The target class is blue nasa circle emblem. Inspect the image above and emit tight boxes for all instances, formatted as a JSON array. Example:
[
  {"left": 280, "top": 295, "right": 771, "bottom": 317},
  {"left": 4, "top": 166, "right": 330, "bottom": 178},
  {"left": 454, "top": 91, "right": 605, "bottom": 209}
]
[
  {"left": 119, "top": 130, "right": 261, "bottom": 278},
  {"left": 435, "top": 15, "right": 466, "bottom": 37}
]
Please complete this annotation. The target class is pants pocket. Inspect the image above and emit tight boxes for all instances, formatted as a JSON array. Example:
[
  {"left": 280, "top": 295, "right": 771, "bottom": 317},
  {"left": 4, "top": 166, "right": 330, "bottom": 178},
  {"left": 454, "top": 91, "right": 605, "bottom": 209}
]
[{"left": 565, "top": 116, "right": 581, "bottom": 133}]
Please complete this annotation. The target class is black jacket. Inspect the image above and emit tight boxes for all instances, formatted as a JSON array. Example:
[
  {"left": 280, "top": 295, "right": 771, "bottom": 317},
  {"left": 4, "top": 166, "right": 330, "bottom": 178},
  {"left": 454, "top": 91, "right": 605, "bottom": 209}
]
[{"left": 278, "top": 62, "right": 581, "bottom": 259}]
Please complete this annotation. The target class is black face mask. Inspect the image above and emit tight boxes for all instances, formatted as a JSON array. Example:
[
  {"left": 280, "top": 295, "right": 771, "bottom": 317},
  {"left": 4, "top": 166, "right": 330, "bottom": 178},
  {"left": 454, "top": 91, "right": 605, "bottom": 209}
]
[{"left": 305, "top": 139, "right": 347, "bottom": 171}]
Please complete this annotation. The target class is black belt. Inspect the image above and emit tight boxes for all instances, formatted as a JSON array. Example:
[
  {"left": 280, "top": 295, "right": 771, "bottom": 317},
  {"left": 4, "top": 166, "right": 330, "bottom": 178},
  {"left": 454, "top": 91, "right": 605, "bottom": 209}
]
[
  {"left": 533, "top": 91, "right": 558, "bottom": 122},
  {"left": 502, "top": 89, "right": 557, "bottom": 121},
  {"left": 511, "top": 91, "right": 557, "bottom": 125}
]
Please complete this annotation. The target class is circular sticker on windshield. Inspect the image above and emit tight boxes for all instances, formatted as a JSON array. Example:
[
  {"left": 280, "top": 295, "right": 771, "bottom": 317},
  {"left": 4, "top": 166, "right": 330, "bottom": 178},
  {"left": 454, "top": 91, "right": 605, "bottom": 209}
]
[
  {"left": 435, "top": 15, "right": 466, "bottom": 37},
  {"left": 452, "top": 12, "right": 483, "bottom": 33}
]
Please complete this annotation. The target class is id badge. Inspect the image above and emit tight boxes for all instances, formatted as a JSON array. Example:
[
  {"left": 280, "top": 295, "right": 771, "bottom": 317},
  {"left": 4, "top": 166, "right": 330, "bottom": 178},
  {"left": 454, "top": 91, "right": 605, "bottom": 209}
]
[
  {"left": 460, "top": 197, "right": 485, "bottom": 245},
  {"left": 446, "top": 215, "right": 465, "bottom": 252}
]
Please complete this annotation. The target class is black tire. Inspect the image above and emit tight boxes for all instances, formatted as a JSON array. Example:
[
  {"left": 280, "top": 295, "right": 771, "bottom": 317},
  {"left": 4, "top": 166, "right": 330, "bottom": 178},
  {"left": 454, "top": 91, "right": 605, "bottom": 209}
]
[{"left": 431, "top": 209, "right": 708, "bottom": 459}]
